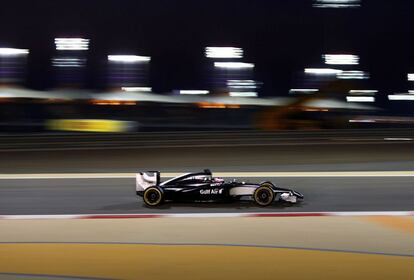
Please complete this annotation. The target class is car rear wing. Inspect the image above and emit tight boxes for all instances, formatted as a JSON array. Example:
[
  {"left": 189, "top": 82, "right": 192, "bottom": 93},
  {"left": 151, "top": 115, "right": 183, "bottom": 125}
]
[{"left": 136, "top": 171, "right": 160, "bottom": 192}]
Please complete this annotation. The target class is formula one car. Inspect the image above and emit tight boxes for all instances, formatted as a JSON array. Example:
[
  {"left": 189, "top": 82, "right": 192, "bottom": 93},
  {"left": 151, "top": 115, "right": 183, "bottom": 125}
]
[{"left": 136, "top": 169, "right": 303, "bottom": 207}]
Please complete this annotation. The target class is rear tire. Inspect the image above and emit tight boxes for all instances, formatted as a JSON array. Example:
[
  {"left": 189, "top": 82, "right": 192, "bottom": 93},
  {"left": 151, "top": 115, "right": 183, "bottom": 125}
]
[
  {"left": 253, "top": 184, "right": 275, "bottom": 206},
  {"left": 143, "top": 187, "right": 164, "bottom": 206}
]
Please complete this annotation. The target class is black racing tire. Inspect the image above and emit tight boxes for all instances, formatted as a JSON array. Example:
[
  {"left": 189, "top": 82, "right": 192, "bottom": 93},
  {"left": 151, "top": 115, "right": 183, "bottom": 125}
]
[
  {"left": 143, "top": 187, "right": 164, "bottom": 206},
  {"left": 253, "top": 184, "right": 275, "bottom": 207}
]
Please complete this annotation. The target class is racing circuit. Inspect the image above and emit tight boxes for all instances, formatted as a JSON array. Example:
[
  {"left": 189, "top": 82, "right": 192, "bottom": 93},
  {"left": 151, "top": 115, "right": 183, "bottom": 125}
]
[
  {"left": 1, "top": 130, "right": 414, "bottom": 279},
  {"left": 1, "top": 175, "right": 414, "bottom": 215},
  {"left": 1, "top": 130, "right": 414, "bottom": 214}
]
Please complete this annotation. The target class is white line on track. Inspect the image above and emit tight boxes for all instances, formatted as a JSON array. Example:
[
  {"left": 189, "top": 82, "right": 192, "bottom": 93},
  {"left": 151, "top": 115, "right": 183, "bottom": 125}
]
[
  {"left": 384, "top": 138, "right": 413, "bottom": 141},
  {"left": 1, "top": 171, "right": 414, "bottom": 179}
]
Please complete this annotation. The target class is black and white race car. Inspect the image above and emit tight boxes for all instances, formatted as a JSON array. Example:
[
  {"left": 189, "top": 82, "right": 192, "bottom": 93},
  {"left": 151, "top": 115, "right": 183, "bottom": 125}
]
[{"left": 136, "top": 169, "right": 303, "bottom": 207}]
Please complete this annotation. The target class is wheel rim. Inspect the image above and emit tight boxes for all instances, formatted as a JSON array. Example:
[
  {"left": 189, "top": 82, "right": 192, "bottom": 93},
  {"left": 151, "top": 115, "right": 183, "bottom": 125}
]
[
  {"left": 145, "top": 189, "right": 161, "bottom": 205},
  {"left": 256, "top": 188, "right": 273, "bottom": 205}
]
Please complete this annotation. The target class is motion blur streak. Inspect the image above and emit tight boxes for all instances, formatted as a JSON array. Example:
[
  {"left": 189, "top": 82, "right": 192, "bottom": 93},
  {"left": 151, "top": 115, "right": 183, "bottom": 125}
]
[
  {"left": 337, "top": 70, "right": 369, "bottom": 80},
  {"left": 107, "top": 55, "right": 151, "bottom": 63},
  {"left": 205, "top": 47, "right": 243, "bottom": 58},
  {"left": 305, "top": 68, "right": 342, "bottom": 75},
  {"left": 388, "top": 94, "right": 414, "bottom": 101},
  {"left": 324, "top": 54, "right": 359, "bottom": 65},
  {"left": 314, "top": 0, "right": 361, "bottom": 8},
  {"left": 179, "top": 90, "right": 209, "bottom": 95},
  {"left": 346, "top": 96, "right": 375, "bottom": 102},
  {"left": 45, "top": 119, "right": 136, "bottom": 133},
  {"left": 214, "top": 62, "right": 254, "bottom": 69},
  {"left": 0, "top": 48, "right": 29, "bottom": 56},
  {"left": 54, "top": 38, "right": 89, "bottom": 51}
]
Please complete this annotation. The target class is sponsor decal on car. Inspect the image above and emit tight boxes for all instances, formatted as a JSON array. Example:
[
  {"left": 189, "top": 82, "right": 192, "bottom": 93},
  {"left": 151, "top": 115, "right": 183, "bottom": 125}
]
[{"left": 200, "top": 188, "right": 224, "bottom": 195}]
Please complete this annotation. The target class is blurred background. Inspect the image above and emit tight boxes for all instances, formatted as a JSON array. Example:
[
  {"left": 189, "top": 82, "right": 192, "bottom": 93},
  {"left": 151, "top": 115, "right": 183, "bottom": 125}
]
[
  {"left": 1, "top": 2, "right": 414, "bottom": 279},
  {"left": 1, "top": 0, "right": 414, "bottom": 134}
]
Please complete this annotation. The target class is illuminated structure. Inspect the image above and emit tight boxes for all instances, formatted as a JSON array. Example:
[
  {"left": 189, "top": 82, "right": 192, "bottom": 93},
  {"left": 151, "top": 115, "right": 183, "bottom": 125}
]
[
  {"left": 206, "top": 47, "right": 258, "bottom": 97},
  {"left": 313, "top": 0, "right": 361, "bottom": 8},
  {"left": 107, "top": 55, "right": 151, "bottom": 90},
  {"left": 0, "top": 48, "right": 29, "bottom": 84},
  {"left": 53, "top": 37, "right": 90, "bottom": 87}
]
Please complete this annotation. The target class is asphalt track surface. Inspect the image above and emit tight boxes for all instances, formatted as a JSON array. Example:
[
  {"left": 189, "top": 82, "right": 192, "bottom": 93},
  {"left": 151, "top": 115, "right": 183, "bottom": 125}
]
[
  {"left": 1, "top": 140, "right": 414, "bottom": 174},
  {"left": 1, "top": 130, "right": 413, "bottom": 215},
  {"left": 1, "top": 129, "right": 414, "bottom": 174},
  {"left": 2, "top": 129, "right": 414, "bottom": 151},
  {"left": 1, "top": 176, "right": 414, "bottom": 215}
]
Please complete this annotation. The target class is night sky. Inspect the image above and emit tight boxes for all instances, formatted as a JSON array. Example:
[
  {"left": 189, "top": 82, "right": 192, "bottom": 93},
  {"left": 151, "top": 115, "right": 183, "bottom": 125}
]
[{"left": 1, "top": 0, "right": 414, "bottom": 97}]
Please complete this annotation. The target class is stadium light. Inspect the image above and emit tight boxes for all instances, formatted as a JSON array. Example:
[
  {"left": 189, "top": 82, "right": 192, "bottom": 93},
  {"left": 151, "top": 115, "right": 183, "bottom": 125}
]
[
  {"left": 55, "top": 38, "right": 90, "bottom": 50},
  {"left": 121, "top": 87, "right": 152, "bottom": 92},
  {"left": 0, "top": 48, "right": 29, "bottom": 56},
  {"left": 52, "top": 57, "right": 86, "bottom": 67},
  {"left": 324, "top": 54, "right": 359, "bottom": 65},
  {"left": 108, "top": 55, "right": 151, "bottom": 63},
  {"left": 313, "top": 0, "right": 361, "bottom": 8},
  {"left": 346, "top": 96, "right": 375, "bottom": 102},
  {"left": 227, "top": 80, "right": 257, "bottom": 89},
  {"left": 388, "top": 94, "right": 414, "bottom": 101},
  {"left": 214, "top": 62, "right": 254, "bottom": 69},
  {"left": 408, "top": 74, "right": 414, "bottom": 81},
  {"left": 179, "top": 90, "right": 209, "bottom": 95},
  {"left": 289, "top": 89, "right": 319, "bottom": 94},
  {"left": 229, "top": 91, "right": 258, "bottom": 97},
  {"left": 205, "top": 47, "right": 243, "bottom": 58},
  {"left": 349, "top": 90, "right": 378, "bottom": 95},
  {"left": 337, "top": 70, "right": 369, "bottom": 80},
  {"left": 305, "top": 68, "right": 342, "bottom": 75}
]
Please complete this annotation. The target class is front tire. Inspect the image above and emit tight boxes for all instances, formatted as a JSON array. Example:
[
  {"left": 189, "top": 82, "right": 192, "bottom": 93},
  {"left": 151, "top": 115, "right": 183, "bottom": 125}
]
[
  {"left": 253, "top": 184, "right": 275, "bottom": 206},
  {"left": 143, "top": 187, "right": 164, "bottom": 206}
]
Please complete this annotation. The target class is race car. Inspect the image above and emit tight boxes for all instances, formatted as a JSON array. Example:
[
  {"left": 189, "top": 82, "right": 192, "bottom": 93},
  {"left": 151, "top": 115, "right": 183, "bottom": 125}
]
[{"left": 136, "top": 169, "right": 303, "bottom": 207}]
